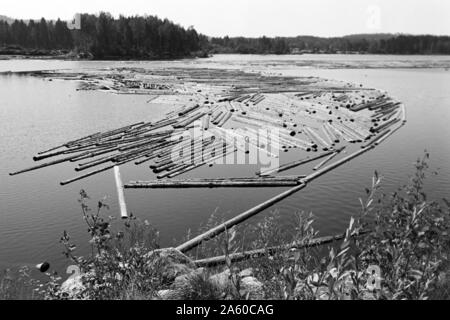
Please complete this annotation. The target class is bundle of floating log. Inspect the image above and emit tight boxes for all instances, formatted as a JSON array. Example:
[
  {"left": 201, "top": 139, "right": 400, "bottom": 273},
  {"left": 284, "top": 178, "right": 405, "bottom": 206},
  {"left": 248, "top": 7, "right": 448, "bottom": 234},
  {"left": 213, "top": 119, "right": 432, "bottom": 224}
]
[
  {"left": 9, "top": 66, "right": 406, "bottom": 192},
  {"left": 8, "top": 109, "right": 237, "bottom": 185}
]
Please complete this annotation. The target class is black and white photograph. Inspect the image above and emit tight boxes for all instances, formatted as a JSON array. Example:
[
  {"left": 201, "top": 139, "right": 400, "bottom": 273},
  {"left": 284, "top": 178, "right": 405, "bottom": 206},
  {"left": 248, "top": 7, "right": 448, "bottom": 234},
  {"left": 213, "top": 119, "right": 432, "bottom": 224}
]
[{"left": 0, "top": 0, "right": 449, "bottom": 305}]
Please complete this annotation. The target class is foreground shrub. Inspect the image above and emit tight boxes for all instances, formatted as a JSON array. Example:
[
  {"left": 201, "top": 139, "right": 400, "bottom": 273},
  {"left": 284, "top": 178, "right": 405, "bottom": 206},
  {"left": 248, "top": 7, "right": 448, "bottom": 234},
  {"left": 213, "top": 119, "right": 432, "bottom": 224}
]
[{"left": 236, "top": 153, "right": 450, "bottom": 300}]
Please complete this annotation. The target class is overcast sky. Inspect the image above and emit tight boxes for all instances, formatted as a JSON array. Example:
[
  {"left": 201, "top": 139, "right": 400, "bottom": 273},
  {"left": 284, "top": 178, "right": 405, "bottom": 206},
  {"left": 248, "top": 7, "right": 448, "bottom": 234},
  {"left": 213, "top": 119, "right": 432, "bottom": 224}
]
[{"left": 2, "top": 0, "right": 449, "bottom": 37}]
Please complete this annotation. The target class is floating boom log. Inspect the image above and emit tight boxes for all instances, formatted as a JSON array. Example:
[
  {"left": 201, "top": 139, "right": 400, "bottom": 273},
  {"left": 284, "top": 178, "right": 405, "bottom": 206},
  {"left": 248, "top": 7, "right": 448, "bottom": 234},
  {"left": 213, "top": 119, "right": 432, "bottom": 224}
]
[
  {"left": 125, "top": 176, "right": 305, "bottom": 188},
  {"left": 258, "top": 150, "right": 335, "bottom": 176}
]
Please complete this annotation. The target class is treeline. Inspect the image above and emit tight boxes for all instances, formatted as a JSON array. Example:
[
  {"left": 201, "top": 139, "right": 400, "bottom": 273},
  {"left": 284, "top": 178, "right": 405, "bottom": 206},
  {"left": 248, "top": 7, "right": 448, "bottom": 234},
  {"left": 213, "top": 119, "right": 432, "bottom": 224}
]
[
  {"left": 1, "top": 13, "right": 450, "bottom": 57},
  {"left": 209, "top": 36, "right": 291, "bottom": 54},
  {"left": 0, "top": 18, "right": 72, "bottom": 50},
  {"left": 0, "top": 13, "right": 206, "bottom": 59},
  {"left": 209, "top": 34, "right": 450, "bottom": 55},
  {"left": 75, "top": 13, "right": 206, "bottom": 59}
]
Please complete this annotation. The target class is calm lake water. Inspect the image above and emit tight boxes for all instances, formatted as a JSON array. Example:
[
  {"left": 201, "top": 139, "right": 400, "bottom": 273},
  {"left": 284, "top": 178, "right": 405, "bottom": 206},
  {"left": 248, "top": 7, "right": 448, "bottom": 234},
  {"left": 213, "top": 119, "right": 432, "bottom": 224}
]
[{"left": 1, "top": 54, "right": 450, "bottom": 273}]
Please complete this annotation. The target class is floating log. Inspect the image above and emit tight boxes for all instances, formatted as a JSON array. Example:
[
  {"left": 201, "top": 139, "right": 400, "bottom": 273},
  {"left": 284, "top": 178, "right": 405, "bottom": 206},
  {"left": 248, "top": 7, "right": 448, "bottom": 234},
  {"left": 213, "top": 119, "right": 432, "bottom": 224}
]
[
  {"left": 212, "top": 111, "right": 227, "bottom": 125},
  {"left": 321, "top": 126, "right": 334, "bottom": 146},
  {"left": 176, "top": 182, "right": 307, "bottom": 252},
  {"left": 37, "top": 132, "right": 101, "bottom": 155},
  {"left": 113, "top": 166, "right": 128, "bottom": 219},
  {"left": 339, "top": 122, "right": 368, "bottom": 140},
  {"left": 60, "top": 152, "right": 144, "bottom": 186},
  {"left": 372, "top": 121, "right": 405, "bottom": 146},
  {"left": 372, "top": 117, "right": 400, "bottom": 133},
  {"left": 125, "top": 177, "right": 304, "bottom": 188},
  {"left": 259, "top": 150, "right": 335, "bottom": 176},
  {"left": 194, "top": 230, "right": 369, "bottom": 267},
  {"left": 178, "top": 104, "right": 200, "bottom": 117},
  {"left": 9, "top": 151, "right": 91, "bottom": 176},
  {"left": 363, "top": 129, "right": 391, "bottom": 148},
  {"left": 174, "top": 112, "right": 206, "bottom": 128},
  {"left": 153, "top": 138, "right": 216, "bottom": 168},
  {"left": 329, "top": 123, "right": 359, "bottom": 142},
  {"left": 155, "top": 141, "right": 227, "bottom": 178},
  {"left": 217, "top": 112, "right": 232, "bottom": 127},
  {"left": 400, "top": 105, "right": 406, "bottom": 124},
  {"left": 323, "top": 124, "right": 339, "bottom": 143},
  {"left": 211, "top": 110, "right": 224, "bottom": 123},
  {"left": 303, "top": 127, "right": 329, "bottom": 150},
  {"left": 33, "top": 145, "right": 89, "bottom": 161},
  {"left": 167, "top": 147, "right": 237, "bottom": 179},
  {"left": 313, "top": 146, "right": 345, "bottom": 171},
  {"left": 202, "top": 115, "right": 210, "bottom": 130},
  {"left": 231, "top": 129, "right": 280, "bottom": 158},
  {"left": 70, "top": 145, "right": 120, "bottom": 162}
]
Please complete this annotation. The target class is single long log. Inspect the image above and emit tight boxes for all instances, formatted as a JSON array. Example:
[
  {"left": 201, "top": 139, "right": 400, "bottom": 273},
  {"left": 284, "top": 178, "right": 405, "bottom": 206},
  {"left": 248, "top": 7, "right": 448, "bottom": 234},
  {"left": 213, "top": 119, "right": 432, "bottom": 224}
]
[
  {"left": 176, "top": 182, "right": 307, "bottom": 253},
  {"left": 372, "top": 117, "right": 400, "bottom": 133},
  {"left": 258, "top": 150, "right": 335, "bottom": 176},
  {"left": 178, "top": 104, "right": 200, "bottom": 117},
  {"left": 313, "top": 146, "right": 345, "bottom": 171},
  {"left": 400, "top": 105, "right": 406, "bottom": 124},
  {"left": 202, "top": 115, "right": 210, "bottom": 130},
  {"left": 194, "top": 230, "right": 369, "bottom": 267},
  {"left": 113, "top": 166, "right": 128, "bottom": 219},
  {"left": 125, "top": 177, "right": 303, "bottom": 188},
  {"left": 302, "top": 145, "right": 375, "bottom": 184},
  {"left": 372, "top": 122, "right": 405, "bottom": 146},
  {"left": 363, "top": 128, "right": 391, "bottom": 148},
  {"left": 33, "top": 145, "right": 91, "bottom": 161},
  {"left": 9, "top": 151, "right": 90, "bottom": 176},
  {"left": 217, "top": 112, "right": 232, "bottom": 127}
]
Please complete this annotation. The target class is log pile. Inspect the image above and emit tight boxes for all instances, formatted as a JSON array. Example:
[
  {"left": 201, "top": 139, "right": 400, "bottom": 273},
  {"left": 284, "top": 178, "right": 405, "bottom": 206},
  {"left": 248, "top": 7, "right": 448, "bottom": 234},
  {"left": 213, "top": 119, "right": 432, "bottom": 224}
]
[{"left": 10, "top": 67, "right": 405, "bottom": 192}]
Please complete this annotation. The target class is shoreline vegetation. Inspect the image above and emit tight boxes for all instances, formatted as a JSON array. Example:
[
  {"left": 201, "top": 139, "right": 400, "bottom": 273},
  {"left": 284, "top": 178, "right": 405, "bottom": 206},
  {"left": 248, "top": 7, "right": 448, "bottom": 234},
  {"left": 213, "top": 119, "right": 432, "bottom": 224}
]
[
  {"left": 1, "top": 154, "right": 449, "bottom": 300},
  {"left": 1, "top": 12, "right": 450, "bottom": 60}
]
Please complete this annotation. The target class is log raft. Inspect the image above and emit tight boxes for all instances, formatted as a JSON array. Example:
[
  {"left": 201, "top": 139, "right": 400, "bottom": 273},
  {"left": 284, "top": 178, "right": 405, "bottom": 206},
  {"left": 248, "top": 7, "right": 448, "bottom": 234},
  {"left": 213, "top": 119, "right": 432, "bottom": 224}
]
[{"left": 9, "top": 66, "right": 405, "bottom": 224}]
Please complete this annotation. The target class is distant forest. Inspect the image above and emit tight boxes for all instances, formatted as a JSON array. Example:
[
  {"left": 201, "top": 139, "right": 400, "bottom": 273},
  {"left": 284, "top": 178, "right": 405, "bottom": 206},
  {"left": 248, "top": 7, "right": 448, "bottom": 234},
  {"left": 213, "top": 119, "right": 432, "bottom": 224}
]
[
  {"left": 209, "top": 34, "right": 450, "bottom": 55},
  {"left": 1, "top": 12, "right": 450, "bottom": 58},
  {"left": 0, "top": 13, "right": 207, "bottom": 59}
]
